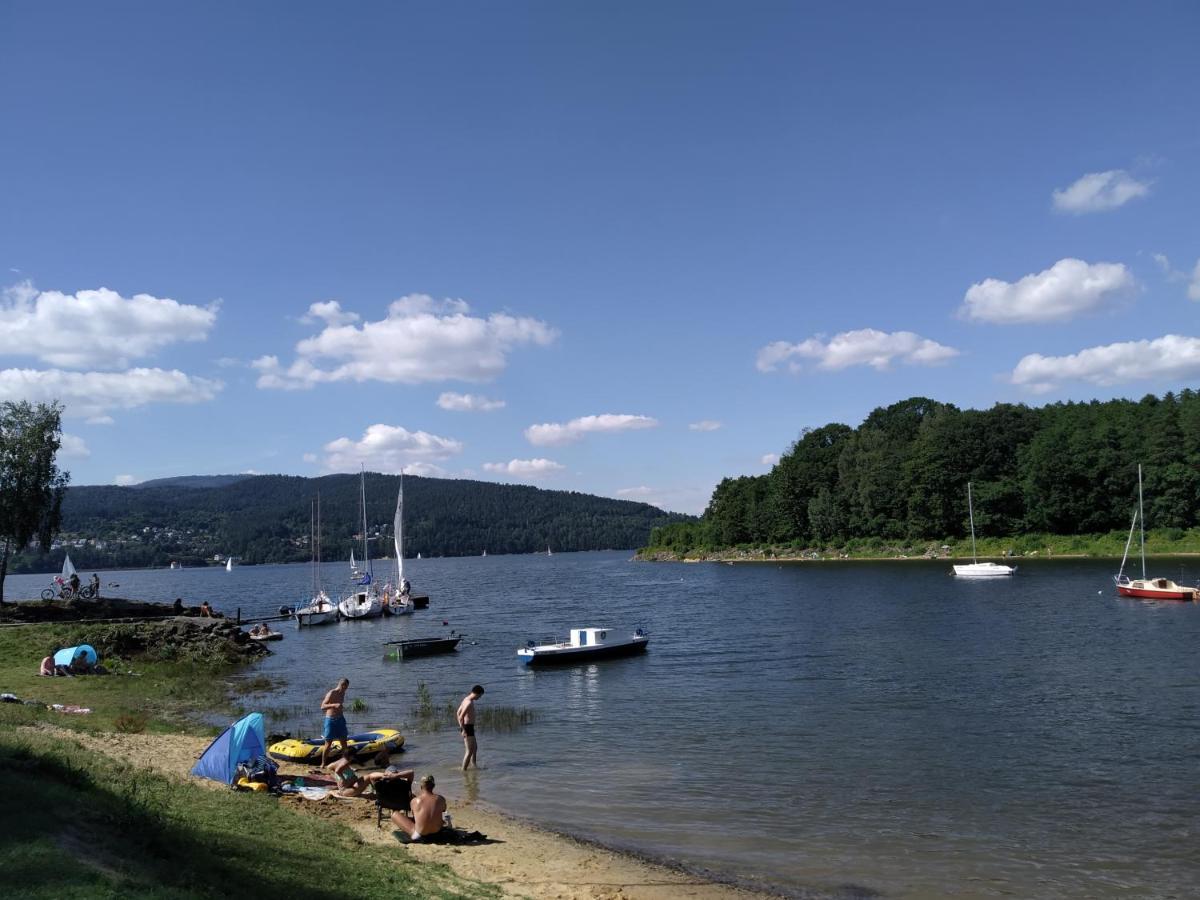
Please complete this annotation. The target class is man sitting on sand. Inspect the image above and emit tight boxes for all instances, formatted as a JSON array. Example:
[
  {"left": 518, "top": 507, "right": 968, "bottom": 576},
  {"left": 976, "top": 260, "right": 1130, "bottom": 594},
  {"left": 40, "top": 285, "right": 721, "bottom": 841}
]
[
  {"left": 328, "top": 753, "right": 413, "bottom": 798},
  {"left": 391, "top": 774, "right": 446, "bottom": 841}
]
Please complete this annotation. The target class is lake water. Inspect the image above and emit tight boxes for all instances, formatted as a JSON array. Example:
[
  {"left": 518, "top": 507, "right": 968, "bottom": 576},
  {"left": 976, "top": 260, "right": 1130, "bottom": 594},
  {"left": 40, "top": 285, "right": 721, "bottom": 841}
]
[{"left": 10, "top": 552, "right": 1200, "bottom": 898}]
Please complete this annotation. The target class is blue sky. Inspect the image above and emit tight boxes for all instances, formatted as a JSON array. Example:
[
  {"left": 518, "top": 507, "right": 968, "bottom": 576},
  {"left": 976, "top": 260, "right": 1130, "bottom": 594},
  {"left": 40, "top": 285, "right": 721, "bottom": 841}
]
[{"left": 1, "top": 1, "right": 1197, "bottom": 514}]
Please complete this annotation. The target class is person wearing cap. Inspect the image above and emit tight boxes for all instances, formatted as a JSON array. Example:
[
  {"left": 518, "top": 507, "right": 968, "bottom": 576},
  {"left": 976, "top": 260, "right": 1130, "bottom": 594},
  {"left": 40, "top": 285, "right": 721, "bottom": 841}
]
[{"left": 391, "top": 774, "right": 446, "bottom": 841}]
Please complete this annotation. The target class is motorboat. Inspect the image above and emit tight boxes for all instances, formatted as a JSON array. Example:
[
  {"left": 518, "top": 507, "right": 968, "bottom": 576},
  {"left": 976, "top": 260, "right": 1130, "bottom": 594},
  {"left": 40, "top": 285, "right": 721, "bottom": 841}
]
[
  {"left": 518, "top": 627, "right": 649, "bottom": 665},
  {"left": 1115, "top": 465, "right": 1199, "bottom": 601},
  {"left": 952, "top": 482, "right": 1016, "bottom": 577}
]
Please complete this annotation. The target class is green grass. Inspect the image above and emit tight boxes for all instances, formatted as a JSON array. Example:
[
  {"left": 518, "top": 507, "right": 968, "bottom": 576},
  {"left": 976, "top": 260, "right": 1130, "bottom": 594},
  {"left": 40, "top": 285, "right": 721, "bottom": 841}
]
[
  {"left": 0, "top": 622, "right": 247, "bottom": 734},
  {"left": 0, "top": 729, "right": 497, "bottom": 899}
]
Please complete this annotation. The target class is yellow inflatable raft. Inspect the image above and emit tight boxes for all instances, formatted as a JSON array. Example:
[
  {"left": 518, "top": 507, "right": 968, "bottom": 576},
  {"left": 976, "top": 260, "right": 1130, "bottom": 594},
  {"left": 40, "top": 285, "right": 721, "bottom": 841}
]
[{"left": 267, "top": 728, "right": 405, "bottom": 764}]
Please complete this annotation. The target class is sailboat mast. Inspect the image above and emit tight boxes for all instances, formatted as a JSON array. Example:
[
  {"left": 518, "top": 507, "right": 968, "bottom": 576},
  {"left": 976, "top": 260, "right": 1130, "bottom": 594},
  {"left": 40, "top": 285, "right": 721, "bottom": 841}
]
[
  {"left": 967, "top": 481, "right": 978, "bottom": 564},
  {"left": 395, "top": 472, "right": 404, "bottom": 584},
  {"left": 316, "top": 489, "right": 322, "bottom": 591},
  {"left": 1138, "top": 464, "right": 1146, "bottom": 580},
  {"left": 361, "top": 468, "right": 371, "bottom": 576},
  {"left": 310, "top": 499, "right": 316, "bottom": 595}
]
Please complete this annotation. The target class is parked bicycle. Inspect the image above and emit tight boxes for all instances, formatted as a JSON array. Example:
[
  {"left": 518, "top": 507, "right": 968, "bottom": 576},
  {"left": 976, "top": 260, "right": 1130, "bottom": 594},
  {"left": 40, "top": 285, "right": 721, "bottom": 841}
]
[{"left": 41, "top": 576, "right": 96, "bottom": 602}]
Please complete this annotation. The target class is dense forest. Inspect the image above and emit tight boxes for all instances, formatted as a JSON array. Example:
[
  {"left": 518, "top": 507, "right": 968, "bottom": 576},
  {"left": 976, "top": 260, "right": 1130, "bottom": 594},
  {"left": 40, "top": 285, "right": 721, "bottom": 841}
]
[
  {"left": 10, "top": 473, "right": 689, "bottom": 573},
  {"left": 648, "top": 390, "right": 1200, "bottom": 553}
]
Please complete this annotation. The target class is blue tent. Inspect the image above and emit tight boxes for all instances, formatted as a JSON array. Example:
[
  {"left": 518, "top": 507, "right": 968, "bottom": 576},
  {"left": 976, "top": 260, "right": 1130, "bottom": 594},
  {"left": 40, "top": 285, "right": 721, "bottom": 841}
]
[
  {"left": 53, "top": 644, "right": 98, "bottom": 667},
  {"left": 191, "top": 713, "right": 266, "bottom": 784}
]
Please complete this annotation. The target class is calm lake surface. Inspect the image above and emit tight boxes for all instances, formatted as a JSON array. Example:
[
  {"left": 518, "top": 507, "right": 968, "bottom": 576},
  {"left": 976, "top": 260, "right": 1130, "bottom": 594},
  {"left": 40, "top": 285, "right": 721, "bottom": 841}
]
[{"left": 12, "top": 552, "right": 1200, "bottom": 898}]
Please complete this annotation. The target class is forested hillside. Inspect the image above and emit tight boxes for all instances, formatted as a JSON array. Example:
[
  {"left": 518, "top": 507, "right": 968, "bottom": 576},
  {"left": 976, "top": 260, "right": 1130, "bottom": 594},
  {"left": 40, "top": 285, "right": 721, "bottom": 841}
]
[
  {"left": 11, "top": 473, "right": 688, "bottom": 573},
  {"left": 648, "top": 390, "right": 1200, "bottom": 553}
]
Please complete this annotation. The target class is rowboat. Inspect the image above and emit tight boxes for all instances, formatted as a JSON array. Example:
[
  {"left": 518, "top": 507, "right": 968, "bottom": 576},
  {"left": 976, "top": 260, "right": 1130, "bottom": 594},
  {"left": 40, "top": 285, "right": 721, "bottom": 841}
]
[{"left": 387, "top": 635, "right": 462, "bottom": 658}]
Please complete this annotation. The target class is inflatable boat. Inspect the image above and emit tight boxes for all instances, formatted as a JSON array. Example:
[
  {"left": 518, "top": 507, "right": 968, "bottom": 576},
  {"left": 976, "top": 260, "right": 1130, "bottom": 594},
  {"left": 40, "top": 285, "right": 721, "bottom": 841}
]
[{"left": 267, "top": 728, "right": 405, "bottom": 763}]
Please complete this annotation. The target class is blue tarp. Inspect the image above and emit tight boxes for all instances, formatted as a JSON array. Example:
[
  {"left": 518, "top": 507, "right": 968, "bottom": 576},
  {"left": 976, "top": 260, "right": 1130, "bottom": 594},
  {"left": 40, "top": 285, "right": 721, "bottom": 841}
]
[
  {"left": 191, "top": 712, "right": 266, "bottom": 784},
  {"left": 53, "top": 644, "right": 98, "bottom": 667}
]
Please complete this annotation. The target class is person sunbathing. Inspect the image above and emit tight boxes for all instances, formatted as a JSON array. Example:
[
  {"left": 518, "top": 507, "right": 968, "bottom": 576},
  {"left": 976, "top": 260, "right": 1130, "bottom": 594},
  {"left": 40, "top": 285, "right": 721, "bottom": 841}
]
[
  {"left": 391, "top": 774, "right": 446, "bottom": 841},
  {"left": 328, "top": 753, "right": 413, "bottom": 798}
]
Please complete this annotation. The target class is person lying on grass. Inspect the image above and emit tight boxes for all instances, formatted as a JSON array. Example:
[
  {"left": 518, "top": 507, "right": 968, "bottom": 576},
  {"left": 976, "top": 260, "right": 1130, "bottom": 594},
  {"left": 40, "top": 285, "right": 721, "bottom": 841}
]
[
  {"left": 391, "top": 774, "right": 446, "bottom": 842},
  {"left": 328, "top": 752, "right": 413, "bottom": 798}
]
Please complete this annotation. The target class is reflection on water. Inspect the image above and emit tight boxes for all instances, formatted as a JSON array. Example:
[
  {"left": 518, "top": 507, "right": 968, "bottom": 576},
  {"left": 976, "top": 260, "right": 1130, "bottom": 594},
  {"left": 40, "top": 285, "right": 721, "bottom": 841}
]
[{"left": 9, "top": 553, "right": 1200, "bottom": 898}]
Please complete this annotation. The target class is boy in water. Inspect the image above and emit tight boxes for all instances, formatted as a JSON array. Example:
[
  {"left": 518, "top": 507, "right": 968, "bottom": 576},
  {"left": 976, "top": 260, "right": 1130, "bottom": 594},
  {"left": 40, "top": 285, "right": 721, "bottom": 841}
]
[{"left": 456, "top": 684, "right": 484, "bottom": 770}]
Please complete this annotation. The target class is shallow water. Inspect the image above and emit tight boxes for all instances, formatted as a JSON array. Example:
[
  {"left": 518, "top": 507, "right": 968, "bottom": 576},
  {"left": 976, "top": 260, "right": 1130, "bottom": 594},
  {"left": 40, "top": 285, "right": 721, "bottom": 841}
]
[{"left": 11, "top": 553, "right": 1200, "bottom": 898}]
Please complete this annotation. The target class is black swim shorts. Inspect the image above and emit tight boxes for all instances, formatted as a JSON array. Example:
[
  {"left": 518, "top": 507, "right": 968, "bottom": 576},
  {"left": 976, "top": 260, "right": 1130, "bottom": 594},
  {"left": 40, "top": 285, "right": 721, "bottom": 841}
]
[{"left": 462, "top": 723, "right": 475, "bottom": 737}]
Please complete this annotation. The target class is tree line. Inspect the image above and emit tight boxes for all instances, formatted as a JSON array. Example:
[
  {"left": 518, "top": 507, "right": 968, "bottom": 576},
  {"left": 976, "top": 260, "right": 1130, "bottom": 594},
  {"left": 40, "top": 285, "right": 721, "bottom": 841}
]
[
  {"left": 648, "top": 390, "right": 1200, "bottom": 552},
  {"left": 11, "top": 471, "right": 688, "bottom": 573}
]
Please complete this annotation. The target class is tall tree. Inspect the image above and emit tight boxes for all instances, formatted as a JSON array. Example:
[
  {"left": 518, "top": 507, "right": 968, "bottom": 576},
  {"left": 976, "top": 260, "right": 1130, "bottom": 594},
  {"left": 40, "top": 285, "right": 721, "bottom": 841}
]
[{"left": 0, "top": 401, "right": 69, "bottom": 604}]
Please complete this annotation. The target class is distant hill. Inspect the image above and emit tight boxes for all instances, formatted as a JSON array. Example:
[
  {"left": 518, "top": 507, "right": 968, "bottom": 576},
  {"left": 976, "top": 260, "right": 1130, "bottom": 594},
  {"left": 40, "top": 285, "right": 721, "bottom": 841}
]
[{"left": 11, "top": 473, "right": 691, "bottom": 573}]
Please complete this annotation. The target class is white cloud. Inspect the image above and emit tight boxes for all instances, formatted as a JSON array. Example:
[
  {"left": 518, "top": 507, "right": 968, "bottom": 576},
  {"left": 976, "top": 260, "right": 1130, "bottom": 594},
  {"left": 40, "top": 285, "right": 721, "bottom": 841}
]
[
  {"left": 301, "top": 300, "right": 360, "bottom": 327},
  {"left": 437, "top": 391, "right": 506, "bottom": 412},
  {"left": 0, "top": 282, "right": 217, "bottom": 368},
  {"left": 761, "top": 453, "right": 780, "bottom": 466},
  {"left": 525, "top": 413, "right": 659, "bottom": 446},
  {"left": 1052, "top": 169, "right": 1150, "bottom": 214},
  {"left": 959, "top": 258, "right": 1135, "bottom": 324},
  {"left": 1010, "top": 334, "right": 1200, "bottom": 393},
  {"left": 400, "top": 461, "right": 448, "bottom": 477},
  {"left": 1153, "top": 253, "right": 1172, "bottom": 274},
  {"left": 85, "top": 415, "right": 115, "bottom": 426},
  {"left": 0, "top": 368, "right": 222, "bottom": 418},
  {"left": 616, "top": 486, "right": 655, "bottom": 497},
  {"left": 757, "top": 329, "right": 958, "bottom": 374},
  {"left": 482, "top": 458, "right": 565, "bottom": 479},
  {"left": 1189, "top": 260, "right": 1200, "bottom": 302},
  {"left": 58, "top": 433, "right": 90, "bottom": 458},
  {"left": 688, "top": 420, "right": 722, "bottom": 432},
  {"left": 256, "top": 293, "right": 557, "bottom": 390},
  {"left": 302, "top": 452, "right": 318, "bottom": 464},
  {"left": 114, "top": 474, "right": 139, "bottom": 486},
  {"left": 320, "top": 423, "right": 463, "bottom": 473}
]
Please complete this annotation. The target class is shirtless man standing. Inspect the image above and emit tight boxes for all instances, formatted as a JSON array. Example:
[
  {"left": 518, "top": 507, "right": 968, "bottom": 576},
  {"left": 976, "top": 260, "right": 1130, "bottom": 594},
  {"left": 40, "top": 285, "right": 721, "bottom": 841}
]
[
  {"left": 320, "top": 677, "right": 350, "bottom": 766},
  {"left": 391, "top": 774, "right": 447, "bottom": 841},
  {"left": 456, "top": 684, "right": 484, "bottom": 770}
]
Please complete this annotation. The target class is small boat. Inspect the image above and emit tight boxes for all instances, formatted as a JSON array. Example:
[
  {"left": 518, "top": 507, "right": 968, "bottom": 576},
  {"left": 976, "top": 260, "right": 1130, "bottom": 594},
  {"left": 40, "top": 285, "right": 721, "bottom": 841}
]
[
  {"left": 248, "top": 628, "right": 283, "bottom": 642},
  {"left": 226, "top": 556, "right": 234, "bottom": 572},
  {"left": 267, "top": 728, "right": 404, "bottom": 764},
  {"left": 382, "top": 476, "right": 416, "bottom": 616},
  {"left": 952, "top": 482, "right": 1016, "bottom": 577},
  {"left": 1115, "top": 465, "right": 1199, "bottom": 601},
  {"left": 518, "top": 627, "right": 649, "bottom": 665},
  {"left": 339, "top": 470, "right": 384, "bottom": 619},
  {"left": 409, "top": 594, "right": 429, "bottom": 610},
  {"left": 387, "top": 635, "right": 462, "bottom": 658},
  {"left": 169, "top": 561, "right": 180, "bottom": 570},
  {"left": 296, "top": 498, "right": 338, "bottom": 625}
]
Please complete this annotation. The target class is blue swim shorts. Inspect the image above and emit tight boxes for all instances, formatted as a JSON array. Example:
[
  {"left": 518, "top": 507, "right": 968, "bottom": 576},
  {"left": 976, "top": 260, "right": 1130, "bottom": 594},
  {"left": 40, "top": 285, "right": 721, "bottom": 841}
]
[{"left": 323, "top": 714, "right": 348, "bottom": 741}]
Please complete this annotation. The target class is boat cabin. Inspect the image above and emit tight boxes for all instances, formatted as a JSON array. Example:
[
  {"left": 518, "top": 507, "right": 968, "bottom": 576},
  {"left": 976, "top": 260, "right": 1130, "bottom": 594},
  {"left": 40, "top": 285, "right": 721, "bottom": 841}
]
[{"left": 571, "top": 628, "right": 610, "bottom": 647}]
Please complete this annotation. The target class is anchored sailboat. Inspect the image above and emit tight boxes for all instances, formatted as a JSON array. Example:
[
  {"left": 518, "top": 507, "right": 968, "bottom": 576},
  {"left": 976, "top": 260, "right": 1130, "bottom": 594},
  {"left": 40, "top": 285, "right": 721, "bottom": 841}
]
[
  {"left": 295, "top": 494, "right": 337, "bottom": 626},
  {"left": 383, "top": 474, "right": 413, "bottom": 615},
  {"left": 339, "top": 469, "right": 383, "bottom": 619},
  {"left": 952, "top": 482, "right": 1016, "bottom": 577},
  {"left": 1114, "top": 465, "right": 1199, "bottom": 600}
]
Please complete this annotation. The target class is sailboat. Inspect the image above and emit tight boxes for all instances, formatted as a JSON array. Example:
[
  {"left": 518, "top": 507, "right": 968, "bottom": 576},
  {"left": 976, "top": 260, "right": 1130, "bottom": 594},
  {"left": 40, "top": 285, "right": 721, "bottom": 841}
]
[
  {"left": 339, "top": 469, "right": 383, "bottom": 619},
  {"left": 546, "top": 545, "right": 553, "bottom": 557},
  {"left": 383, "top": 474, "right": 414, "bottom": 616},
  {"left": 225, "top": 556, "right": 233, "bottom": 572},
  {"left": 62, "top": 553, "right": 77, "bottom": 583},
  {"left": 1115, "top": 465, "right": 1199, "bottom": 600},
  {"left": 295, "top": 495, "right": 337, "bottom": 626},
  {"left": 952, "top": 482, "right": 1016, "bottom": 577}
]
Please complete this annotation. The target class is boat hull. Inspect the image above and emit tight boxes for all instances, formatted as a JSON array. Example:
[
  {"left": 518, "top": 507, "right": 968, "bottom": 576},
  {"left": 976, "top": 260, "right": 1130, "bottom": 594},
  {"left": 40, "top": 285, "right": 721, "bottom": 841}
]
[
  {"left": 295, "top": 608, "right": 338, "bottom": 627},
  {"left": 1116, "top": 582, "right": 1198, "bottom": 601},
  {"left": 519, "top": 638, "right": 649, "bottom": 666},
  {"left": 267, "top": 729, "right": 404, "bottom": 764},
  {"left": 396, "top": 637, "right": 461, "bottom": 658},
  {"left": 952, "top": 562, "right": 1017, "bottom": 577}
]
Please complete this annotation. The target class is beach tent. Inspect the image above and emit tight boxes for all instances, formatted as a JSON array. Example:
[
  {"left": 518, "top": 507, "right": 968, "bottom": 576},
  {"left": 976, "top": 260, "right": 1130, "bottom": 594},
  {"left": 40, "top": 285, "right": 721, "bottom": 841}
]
[
  {"left": 52, "top": 644, "right": 97, "bottom": 667},
  {"left": 191, "top": 712, "right": 266, "bottom": 784}
]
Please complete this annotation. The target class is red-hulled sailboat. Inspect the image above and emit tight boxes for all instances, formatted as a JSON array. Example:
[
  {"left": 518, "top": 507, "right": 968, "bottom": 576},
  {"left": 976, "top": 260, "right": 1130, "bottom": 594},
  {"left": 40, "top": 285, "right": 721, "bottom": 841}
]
[{"left": 1114, "top": 465, "right": 1199, "bottom": 601}]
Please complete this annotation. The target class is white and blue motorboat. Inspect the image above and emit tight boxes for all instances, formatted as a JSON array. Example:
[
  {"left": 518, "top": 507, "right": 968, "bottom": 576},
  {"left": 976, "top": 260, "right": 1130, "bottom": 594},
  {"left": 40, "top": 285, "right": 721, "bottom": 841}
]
[{"left": 518, "top": 627, "right": 649, "bottom": 665}]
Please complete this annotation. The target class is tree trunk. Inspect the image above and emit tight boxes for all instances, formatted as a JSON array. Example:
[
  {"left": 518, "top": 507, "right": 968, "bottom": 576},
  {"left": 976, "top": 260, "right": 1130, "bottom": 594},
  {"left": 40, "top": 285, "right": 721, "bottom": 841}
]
[{"left": 0, "top": 538, "right": 9, "bottom": 606}]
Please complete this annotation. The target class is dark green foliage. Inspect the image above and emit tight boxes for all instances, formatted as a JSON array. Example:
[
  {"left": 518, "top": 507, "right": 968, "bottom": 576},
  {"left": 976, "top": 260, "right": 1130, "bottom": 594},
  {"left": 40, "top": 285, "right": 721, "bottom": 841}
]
[
  {"left": 0, "top": 401, "right": 69, "bottom": 603},
  {"left": 11, "top": 473, "right": 689, "bottom": 572},
  {"left": 648, "top": 389, "right": 1200, "bottom": 551}
]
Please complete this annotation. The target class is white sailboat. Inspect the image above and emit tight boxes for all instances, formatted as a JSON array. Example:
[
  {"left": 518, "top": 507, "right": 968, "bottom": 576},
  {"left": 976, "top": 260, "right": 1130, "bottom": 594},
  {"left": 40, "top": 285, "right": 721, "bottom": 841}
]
[
  {"left": 296, "top": 494, "right": 337, "bottom": 626},
  {"left": 339, "top": 469, "right": 383, "bottom": 619},
  {"left": 225, "top": 556, "right": 233, "bottom": 572},
  {"left": 383, "top": 474, "right": 414, "bottom": 616},
  {"left": 952, "top": 482, "right": 1016, "bottom": 577},
  {"left": 62, "top": 553, "right": 77, "bottom": 581}
]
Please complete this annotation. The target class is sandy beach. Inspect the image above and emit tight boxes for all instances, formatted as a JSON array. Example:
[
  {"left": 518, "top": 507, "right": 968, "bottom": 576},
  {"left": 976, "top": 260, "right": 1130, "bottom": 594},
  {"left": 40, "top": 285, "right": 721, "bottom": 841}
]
[{"left": 25, "top": 724, "right": 776, "bottom": 900}]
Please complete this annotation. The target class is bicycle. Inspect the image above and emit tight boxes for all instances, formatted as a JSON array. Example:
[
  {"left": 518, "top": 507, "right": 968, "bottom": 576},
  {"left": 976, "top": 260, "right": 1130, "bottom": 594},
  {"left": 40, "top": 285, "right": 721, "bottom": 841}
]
[{"left": 40, "top": 583, "right": 96, "bottom": 602}]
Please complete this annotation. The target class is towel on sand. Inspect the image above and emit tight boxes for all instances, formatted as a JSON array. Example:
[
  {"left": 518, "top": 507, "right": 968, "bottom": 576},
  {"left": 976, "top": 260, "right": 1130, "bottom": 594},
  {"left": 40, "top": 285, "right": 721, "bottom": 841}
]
[{"left": 393, "top": 828, "right": 489, "bottom": 846}]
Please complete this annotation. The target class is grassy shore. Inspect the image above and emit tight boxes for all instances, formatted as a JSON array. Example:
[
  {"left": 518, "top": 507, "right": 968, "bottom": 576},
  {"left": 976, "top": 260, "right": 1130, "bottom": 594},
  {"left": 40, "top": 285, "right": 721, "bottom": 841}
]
[
  {"left": 638, "top": 526, "right": 1200, "bottom": 562},
  {"left": 0, "top": 620, "right": 495, "bottom": 898}
]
